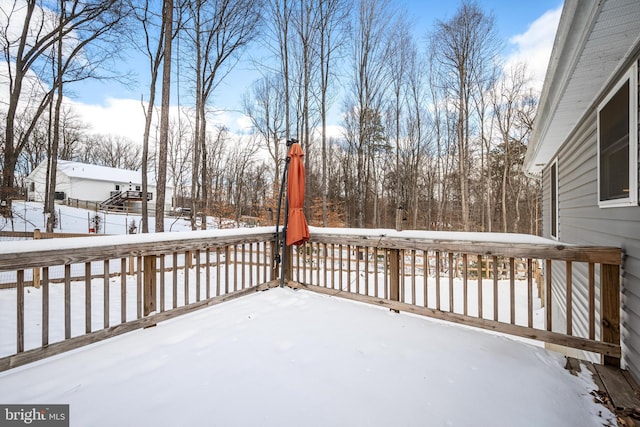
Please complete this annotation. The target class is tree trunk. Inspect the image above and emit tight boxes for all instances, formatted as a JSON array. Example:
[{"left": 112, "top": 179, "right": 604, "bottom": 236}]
[{"left": 155, "top": 0, "right": 173, "bottom": 233}]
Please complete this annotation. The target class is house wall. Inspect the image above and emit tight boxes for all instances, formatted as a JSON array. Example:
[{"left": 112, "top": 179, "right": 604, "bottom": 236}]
[
  {"left": 26, "top": 163, "right": 74, "bottom": 202},
  {"left": 56, "top": 177, "right": 117, "bottom": 202},
  {"left": 25, "top": 163, "right": 48, "bottom": 202},
  {"left": 26, "top": 164, "right": 173, "bottom": 210},
  {"left": 541, "top": 108, "right": 640, "bottom": 378}
]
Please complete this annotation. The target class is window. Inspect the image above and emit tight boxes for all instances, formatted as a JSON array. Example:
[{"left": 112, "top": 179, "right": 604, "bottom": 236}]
[
  {"left": 550, "top": 160, "right": 558, "bottom": 239},
  {"left": 135, "top": 185, "right": 141, "bottom": 191},
  {"left": 115, "top": 184, "right": 120, "bottom": 191},
  {"left": 597, "top": 61, "right": 638, "bottom": 207}
]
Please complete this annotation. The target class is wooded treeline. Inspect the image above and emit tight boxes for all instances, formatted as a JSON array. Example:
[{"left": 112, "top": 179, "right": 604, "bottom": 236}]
[{"left": 1, "top": 0, "right": 541, "bottom": 234}]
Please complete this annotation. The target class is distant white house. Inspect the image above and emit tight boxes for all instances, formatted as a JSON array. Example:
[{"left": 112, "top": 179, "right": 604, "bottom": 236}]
[{"left": 25, "top": 160, "right": 173, "bottom": 211}]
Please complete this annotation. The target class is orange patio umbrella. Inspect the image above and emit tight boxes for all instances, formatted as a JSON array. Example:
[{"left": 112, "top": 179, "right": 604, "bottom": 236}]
[{"left": 285, "top": 142, "right": 309, "bottom": 246}]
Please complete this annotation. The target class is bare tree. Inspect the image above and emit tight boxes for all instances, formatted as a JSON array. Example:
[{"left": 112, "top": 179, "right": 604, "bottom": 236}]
[
  {"left": 185, "top": 0, "right": 263, "bottom": 229},
  {"left": 243, "top": 73, "right": 285, "bottom": 199},
  {"left": 316, "top": 0, "right": 349, "bottom": 226},
  {"left": 0, "top": 0, "right": 127, "bottom": 216},
  {"left": 58, "top": 107, "right": 87, "bottom": 160},
  {"left": 225, "top": 137, "right": 259, "bottom": 225},
  {"left": 343, "top": 0, "right": 394, "bottom": 228},
  {"left": 81, "top": 134, "right": 142, "bottom": 170},
  {"left": 133, "top": 0, "right": 165, "bottom": 233},
  {"left": 402, "top": 38, "right": 429, "bottom": 229},
  {"left": 429, "top": 0, "right": 499, "bottom": 231},
  {"left": 491, "top": 63, "right": 536, "bottom": 232},
  {"left": 167, "top": 116, "right": 192, "bottom": 209},
  {"left": 155, "top": 0, "right": 173, "bottom": 232},
  {"left": 266, "top": 0, "right": 293, "bottom": 142},
  {"left": 386, "top": 13, "right": 411, "bottom": 223}
]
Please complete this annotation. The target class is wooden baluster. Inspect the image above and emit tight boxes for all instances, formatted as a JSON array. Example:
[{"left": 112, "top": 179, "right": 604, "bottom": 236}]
[
  {"left": 206, "top": 249, "right": 211, "bottom": 298},
  {"left": 588, "top": 262, "right": 595, "bottom": 340},
  {"left": 546, "top": 259, "right": 552, "bottom": 331},
  {"left": 435, "top": 251, "right": 441, "bottom": 311},
  {"left": 601, "top": 263, "right": 620, "bottom": 367},
  {"left": 17, "top": 270, "right": 24, "bottom": 353},
  {"left": 493, "top": 256, "right": 498, "bottom": 321},
  {"left": 85, "top": 262, "right": 92, "bottom": 333},
  {"left": 65, "top": 264, "right": 71, "bottom": 339},
  {"left": 509, "top": 258, "right": 515, "bottom": 325},
  {"left": 42, "top": 267, "right": 50, "bottom": 346},
  {"left": 365, "top": 246, "right": 370, "bottom": 295},
  {"left": 172, "top": 252, "right": 178, "bottom": 308},
  {"left": 184, "top": 251, "right": 190, "bottom": 304},
  {"left": 160, "top": 256, "right": 166, "bottom": 312},
  {"left": 324, "top": 243, "right": 328, "bottom": 290},
  {"left": 425, "top": 251, "right": 430, "bottom": 308},
  {"left": 449, "top": 252, "right": 454, "bottom": 312},
  {"left": 242, "top": 244, "right": 246, "bottom": 290},
  {"left": 374, "top": 247, "right": 379, "bottom": 297},
  {"left": 339, "top": 244, "right": 344, "bottom": 291},
  {"left": 121, "top": 258, "right": 127, "bottom": 322},
  {"left": 137, "top": 255, "right": 142, "bottom": 318},
  {"left": 526, "top": 259, "right": 532, "bottom": 328},
  {"left": 411, "top": 250, "right": 416, "bottom": 305},
  {"left": 477, "top": 255, "right": 483, "bottom": 319},
  {"left": 225, "top": 246, "right": 230, "bottom": 294},
  {"left": 355, "top": 246, "right": 360, "bottom": 294},
  {"left": 195, "top": 249, "right": 201, "bottom": 300},
  {"left": 216, "top": 248, "right": 222, "bottom": 296},
  {"left": 463, "top": 254, "right": 468, "bottom": 316}
]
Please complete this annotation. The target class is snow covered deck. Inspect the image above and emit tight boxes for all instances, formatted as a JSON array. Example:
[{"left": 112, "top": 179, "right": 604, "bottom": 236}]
[{"left": 0, "top": 287, "right": 615, "bottom": 426}]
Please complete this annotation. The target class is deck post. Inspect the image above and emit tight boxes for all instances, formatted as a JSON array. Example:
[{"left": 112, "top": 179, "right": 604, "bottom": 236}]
[
  {"left": 143, "top": 255, "right": 157, "bottom": 316},
  {"left": 284, "top": 245, "right": 293, "bottom": 285},
  {"left": 601, "top": 263, "right": 620, "bottom": 367},
  {"left": 389, "top": 249, "right": 400, "bottom": 312}
]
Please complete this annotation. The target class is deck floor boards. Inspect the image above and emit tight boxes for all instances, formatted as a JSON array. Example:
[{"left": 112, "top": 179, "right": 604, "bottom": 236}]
[{"left": 577, "top": 358, "right": 640, "bottom": 425}]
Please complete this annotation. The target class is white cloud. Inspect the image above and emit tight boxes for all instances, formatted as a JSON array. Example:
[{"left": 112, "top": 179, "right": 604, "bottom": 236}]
[
  {"left": 505, "top": 5, "right": 563, "bottom": 90},
  {"left": 71, "top": 97, "right": 148, "bottom": 143}
]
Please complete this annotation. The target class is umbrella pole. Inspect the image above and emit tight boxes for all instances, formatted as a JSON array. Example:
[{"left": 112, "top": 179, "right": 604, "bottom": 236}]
[
  {"left": 280, "top": 191, "right": 290, "bottom": 287},
  {"left": 273, "top": 139, "right": 295, "bottom": 286}
]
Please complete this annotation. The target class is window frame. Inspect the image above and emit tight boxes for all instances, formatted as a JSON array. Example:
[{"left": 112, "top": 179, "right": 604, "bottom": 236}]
[
  {"left": 550, "top": 159, "right": 559, "bottom": 240},
  {"left": 596, "top": 61, "right": 638, "bottom": 208}
]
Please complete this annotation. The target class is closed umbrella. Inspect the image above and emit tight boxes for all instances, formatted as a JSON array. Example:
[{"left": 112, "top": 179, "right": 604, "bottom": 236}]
[{"left": 285, "top": 142, "right": 309, "bottom": 246}]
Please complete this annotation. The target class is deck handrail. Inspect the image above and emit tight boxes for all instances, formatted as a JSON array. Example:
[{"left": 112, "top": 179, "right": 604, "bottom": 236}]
[
  {"left": 0, "top": 227, "right": 278, "bottom": 371},
  {"left": 288, "top": 228, "right": 622, "bottom": 367},
  {"left": 0, "top": 227, "right": 623, "bottom": 371}
]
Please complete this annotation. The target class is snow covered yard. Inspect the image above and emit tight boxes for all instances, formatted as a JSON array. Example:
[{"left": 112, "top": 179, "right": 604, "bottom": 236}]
[{"left": 0, "top": 286, "right": 615, "bottom": 427}]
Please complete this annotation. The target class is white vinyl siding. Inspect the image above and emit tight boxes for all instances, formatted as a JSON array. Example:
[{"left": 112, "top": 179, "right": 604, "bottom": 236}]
[
  {"left": 543, "top": 105, "right": 640, "bottom": 378},
  {"left": 550, "top": 160, "right": 559, "bottom": 239}
]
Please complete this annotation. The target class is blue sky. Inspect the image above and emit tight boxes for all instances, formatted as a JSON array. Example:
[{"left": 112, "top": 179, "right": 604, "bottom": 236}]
[{"left": 67, "top": 0, "right": 564, "bottom": 143}]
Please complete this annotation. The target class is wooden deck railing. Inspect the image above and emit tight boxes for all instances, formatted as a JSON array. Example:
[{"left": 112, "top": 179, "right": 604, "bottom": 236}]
[
  {"left": 0, "top": 228, "right": 277, "bottom": 371},
  {"left": 0, "top": 227, "right": 623, "bottom": 371},
  {"left": 286, "top": 229, "right": 623, "bottom": 367}
]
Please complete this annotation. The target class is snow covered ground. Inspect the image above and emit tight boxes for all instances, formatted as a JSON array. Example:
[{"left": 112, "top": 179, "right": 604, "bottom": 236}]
[
  {"left": 0, "top": 287, "right": 615, "bottom": 426},
  {"left": 0, "top": 201, "right": 616, "bottom": 425},
  {"left": 1, "top": 201, "right": 199, "bottom": 235}
]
